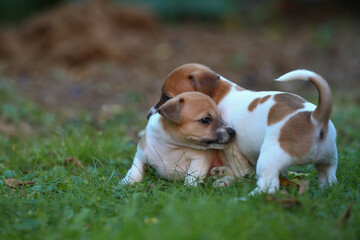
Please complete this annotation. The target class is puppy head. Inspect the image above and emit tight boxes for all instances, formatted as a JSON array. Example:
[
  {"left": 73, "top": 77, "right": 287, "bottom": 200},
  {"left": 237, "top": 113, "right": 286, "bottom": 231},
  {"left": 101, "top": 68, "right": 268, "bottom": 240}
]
[
  {"left": 148, "top": 63, "right": 219, "bottom": 119},
  {"left": 158, "top": 92, "right": 235, "bottom": 150}
]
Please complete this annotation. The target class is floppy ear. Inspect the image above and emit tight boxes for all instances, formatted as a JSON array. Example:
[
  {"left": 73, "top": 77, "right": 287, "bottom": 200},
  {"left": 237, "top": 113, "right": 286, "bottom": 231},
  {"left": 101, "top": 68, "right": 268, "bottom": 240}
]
[
  {"left": 189, "top": 70, "right": 220, "bottom": 96},
  {"left": 158, "top": 98, "right": 184, "bottom": 125}
]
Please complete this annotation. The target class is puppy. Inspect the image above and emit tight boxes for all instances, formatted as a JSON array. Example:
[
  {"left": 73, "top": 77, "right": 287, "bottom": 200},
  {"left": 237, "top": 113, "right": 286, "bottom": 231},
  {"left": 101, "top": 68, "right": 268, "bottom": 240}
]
[
  {"left": 120, "top": 92, "right": 235, "bottom": 186},
  {"left": 148, "top": 63, "right": 338, "bottom": 195}
]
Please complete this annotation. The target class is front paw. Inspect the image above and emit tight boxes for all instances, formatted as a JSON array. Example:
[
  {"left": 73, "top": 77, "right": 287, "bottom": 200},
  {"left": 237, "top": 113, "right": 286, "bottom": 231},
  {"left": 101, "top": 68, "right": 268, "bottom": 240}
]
[
  {"left": 213, "top": 176, "right": 235, "bottom": 187},
  {"left": 249, "top": 186, "right": 277, "bottom": 196},
  {"left": 119, "top": 178, "right": 134, "bottom": 185}
]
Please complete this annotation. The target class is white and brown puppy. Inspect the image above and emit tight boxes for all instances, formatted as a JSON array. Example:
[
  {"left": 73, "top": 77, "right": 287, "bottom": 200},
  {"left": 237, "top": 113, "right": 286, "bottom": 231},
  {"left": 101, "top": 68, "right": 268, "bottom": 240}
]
[
  {"left": 121, "top": 92, "right": 235, "bottom": 186},
  {"left": 148, "top": 64, "right": 338, "bottom": 195}
]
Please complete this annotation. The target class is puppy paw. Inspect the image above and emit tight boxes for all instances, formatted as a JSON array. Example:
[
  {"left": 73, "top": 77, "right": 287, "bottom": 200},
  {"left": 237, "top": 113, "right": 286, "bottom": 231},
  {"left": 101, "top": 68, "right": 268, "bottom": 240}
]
[
  {"left": 210, "top": 166, "right": 233, "bottom": 177},
  {"left": 119, "top": 178, "right": 134, "bottom": 185},
  {"left": 213, "top": 179, "right": 228, "bottom": 187},
  {"left": 213, "top": 176, "right": 235, "bottom": 187},
  {"left": 249, "top": 186, "right": 277, "bottom": 196},
  {"left": 248, "top": 187, "right": 261, "bottom": 196}
]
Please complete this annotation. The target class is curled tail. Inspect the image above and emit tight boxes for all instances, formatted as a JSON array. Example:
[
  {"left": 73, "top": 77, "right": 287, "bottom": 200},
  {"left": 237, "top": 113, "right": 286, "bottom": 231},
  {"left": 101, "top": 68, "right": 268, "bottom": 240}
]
[{"left": 275, "top": 69, "right": 332, "bottom": 126}]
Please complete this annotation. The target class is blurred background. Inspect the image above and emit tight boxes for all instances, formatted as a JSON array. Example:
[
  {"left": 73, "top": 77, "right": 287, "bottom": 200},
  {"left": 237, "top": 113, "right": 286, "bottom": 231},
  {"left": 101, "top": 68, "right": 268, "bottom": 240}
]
[{"left": 0, "top": 0, "right": 359, "bottom": 123}]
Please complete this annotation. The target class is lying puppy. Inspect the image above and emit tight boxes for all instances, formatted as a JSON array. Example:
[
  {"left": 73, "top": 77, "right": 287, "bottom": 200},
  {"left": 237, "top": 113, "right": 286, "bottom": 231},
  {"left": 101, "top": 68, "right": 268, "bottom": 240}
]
[
  {"left": 148, "top": 64, "right": 338, "bottom": 195},
  {"left": 121, "top": 92, "right": 235, "bottom": 186}
]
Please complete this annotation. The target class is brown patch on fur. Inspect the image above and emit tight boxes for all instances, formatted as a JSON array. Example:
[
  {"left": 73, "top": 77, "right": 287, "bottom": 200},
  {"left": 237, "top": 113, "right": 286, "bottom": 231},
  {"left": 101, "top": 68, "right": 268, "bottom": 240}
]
[
  {"left": 158, "top": 98, "right": 184, "bottom": 124},
  {"left": 162, "top": 64, "right": 218, "bottom": 98},
  {"left": 248, "top": 95, "right": 271, "bottom": 112},
  {"left": 267, "top": 93, "right": 306, "bottom": 126},
  {"left": 279, "top": 111, "right": 314, "bottom": 158},
  {"left": 212, "top": 80, "right": 233, "bottom": 104},
  {"left": 139, "top": 134, "right": 146, "bottom": 150},
  {"left": 189, "top": 70, "right": 219, "bottom": 97},
  {"left": 259, "top": 95, "right": 271, "bottom": 104},
  {"left": 158, "top": 64, "right": 246, "bottom": 109},
  {"left": 308, "top": 76, "right": 332, "bottom": 126},
  {"left": 248, "top": 98, "right": 260, "bottom": 112}
]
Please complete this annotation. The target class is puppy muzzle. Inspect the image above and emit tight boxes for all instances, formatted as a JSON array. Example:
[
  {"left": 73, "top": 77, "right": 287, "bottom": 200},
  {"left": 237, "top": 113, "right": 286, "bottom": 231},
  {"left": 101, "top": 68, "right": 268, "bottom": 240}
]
[
  {"left": 200, "top": 125, "right": 236, "bottom": 149},
  {"left": 216, "top": 126, "right": 236, "bottom": 145}
]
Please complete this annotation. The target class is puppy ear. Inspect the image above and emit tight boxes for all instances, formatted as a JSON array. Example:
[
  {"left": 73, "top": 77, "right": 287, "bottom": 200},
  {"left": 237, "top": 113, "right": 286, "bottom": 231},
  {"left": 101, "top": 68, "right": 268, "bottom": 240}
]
[
  {"left": 189, "top": 70, "right": 220, "bottom": 96},
  {"left": 158, "top": 98, "right": 184, "bottom": 125}
]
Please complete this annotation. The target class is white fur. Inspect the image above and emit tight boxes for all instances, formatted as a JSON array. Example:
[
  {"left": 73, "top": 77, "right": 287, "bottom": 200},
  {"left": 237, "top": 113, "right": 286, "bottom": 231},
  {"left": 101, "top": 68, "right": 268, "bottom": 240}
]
[
  {"left": 216, "top": 71, "right": 337, "bottom": 195},
  {"left": 274, "top": 69, "right": 320, "bottom": 82}
]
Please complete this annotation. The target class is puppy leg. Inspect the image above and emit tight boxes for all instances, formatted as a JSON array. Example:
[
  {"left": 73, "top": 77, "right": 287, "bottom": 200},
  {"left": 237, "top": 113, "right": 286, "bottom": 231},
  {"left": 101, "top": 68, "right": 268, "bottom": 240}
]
[
  {"left": 223, "top": 143, "right": 254, "bottom": 177},
  {"left": 250, "top": 149, "right": 290, "bottom": 195},
  {"left": 184, "top": 157, "right": 212, "bottom": 187},
  {"left": 315, "top": 163, "right": 337, "bottom": 188},
  {"left": 120, "top": 155, "right": 145, "bottom": 185},
  {"left": 211, "top": 145, "right": 253, "bottom": 187},
  {"left": 315, "top": 154, "right": 338, "bottom": 189}
]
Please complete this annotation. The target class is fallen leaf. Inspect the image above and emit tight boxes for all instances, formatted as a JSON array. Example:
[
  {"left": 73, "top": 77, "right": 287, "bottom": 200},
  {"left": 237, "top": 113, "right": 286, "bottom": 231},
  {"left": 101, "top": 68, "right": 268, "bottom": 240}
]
[
  {"left": 265, "top": 195, "right": 302, "bottom": 208},
  {"left": 279, "top": 177, "right": 291, "bottom": 187},
  {"left": 280, "top": 175, "right": 311, "bottom": 196},
  {"left": 64, "top": 157, "right": 84, "bottom": 168},
  {"left": 298, "top": 180, "right": 310, "bottom": 195},
  {"left": 338, "top": 203, "right": 354, "bottom": 225},
  {"left": 4, "top": 178, "right": 35, "bottom": 189}
]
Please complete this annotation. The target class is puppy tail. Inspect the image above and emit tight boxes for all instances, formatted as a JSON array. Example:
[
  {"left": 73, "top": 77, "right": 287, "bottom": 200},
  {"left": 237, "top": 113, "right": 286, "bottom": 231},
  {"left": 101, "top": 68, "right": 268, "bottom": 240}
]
[{"left": 275, "top": 69, "right": 332, "bottom": 126}]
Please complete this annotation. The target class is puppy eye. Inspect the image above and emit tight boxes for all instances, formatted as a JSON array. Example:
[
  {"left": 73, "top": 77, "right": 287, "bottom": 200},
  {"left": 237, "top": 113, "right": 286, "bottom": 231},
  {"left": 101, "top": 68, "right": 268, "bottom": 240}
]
[
  {"left": 200, "top": 117, "right": 211, "bottom": 125},
  {"left": 163, "top": 95, "right": 171, "bottom": 102}
]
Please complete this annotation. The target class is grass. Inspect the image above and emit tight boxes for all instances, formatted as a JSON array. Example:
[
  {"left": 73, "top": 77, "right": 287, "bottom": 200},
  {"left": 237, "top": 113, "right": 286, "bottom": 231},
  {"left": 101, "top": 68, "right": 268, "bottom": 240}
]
[{"left": 0, "top": 80, "right": 359, "bottom": 240}]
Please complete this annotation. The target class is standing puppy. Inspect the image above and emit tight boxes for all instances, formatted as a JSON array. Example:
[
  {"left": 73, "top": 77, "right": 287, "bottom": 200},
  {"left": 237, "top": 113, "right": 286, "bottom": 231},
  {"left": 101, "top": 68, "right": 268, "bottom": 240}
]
[
  {"left": 148, "top": 64, "right": 338, "bottom": 195},
  {"left": 121, "top": 92, "right": 235, "bottom": 186}
]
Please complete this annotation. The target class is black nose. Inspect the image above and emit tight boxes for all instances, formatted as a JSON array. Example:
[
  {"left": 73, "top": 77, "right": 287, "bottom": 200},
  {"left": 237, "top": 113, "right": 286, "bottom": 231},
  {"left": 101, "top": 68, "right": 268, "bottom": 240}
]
[{"left": 226, "top": 128, "right": 236, "bottom": 138}]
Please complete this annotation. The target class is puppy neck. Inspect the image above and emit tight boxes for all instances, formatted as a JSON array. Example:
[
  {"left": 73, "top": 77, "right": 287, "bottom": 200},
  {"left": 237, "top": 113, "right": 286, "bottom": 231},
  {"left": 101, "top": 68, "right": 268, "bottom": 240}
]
[
  {"left": 212, "top": 76, "right": 245, "bottom": 104},
  {"left": 146, "top": 113, "right": 179, "bottom": 150}
]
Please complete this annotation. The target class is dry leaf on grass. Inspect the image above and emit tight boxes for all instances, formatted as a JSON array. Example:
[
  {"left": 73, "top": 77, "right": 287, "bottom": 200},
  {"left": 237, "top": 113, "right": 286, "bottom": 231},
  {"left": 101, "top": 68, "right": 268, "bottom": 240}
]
[
  {"left": 64, "top": 157, "right": 84, "bottom": 168},
  {"left": 279, "top": 177, "right": 291, "bottom": 188},
  {"left": 4, "top": 178, "right": 35, "bottom": 189},
  {"left": 298, "top": 180, "right": 310, "bottom": 196},
  {"left": 265, "top": 195, "right": 302, "bottom": 208},
  {"left": 338, "top": 203, "right": 354, "bottom": 225},
  {"left": 279, "top": 175, "right": 311, "bottom": 195}
]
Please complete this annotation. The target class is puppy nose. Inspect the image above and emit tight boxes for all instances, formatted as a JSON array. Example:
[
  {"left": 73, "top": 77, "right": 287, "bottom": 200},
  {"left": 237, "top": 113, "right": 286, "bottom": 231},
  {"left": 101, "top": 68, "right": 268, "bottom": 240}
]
[{"left": 226, "top": 127, "right": 236, "bottom": 138}]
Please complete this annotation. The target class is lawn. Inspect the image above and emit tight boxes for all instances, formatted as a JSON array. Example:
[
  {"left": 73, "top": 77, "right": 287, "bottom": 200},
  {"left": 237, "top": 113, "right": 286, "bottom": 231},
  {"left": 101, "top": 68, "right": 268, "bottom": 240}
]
[{"left": 0, "top": 80, "right": 359, "bottom": 240}]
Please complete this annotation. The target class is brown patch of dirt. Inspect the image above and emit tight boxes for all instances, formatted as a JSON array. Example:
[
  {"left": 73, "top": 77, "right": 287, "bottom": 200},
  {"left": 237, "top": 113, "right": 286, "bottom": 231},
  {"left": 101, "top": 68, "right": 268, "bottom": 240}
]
[{"left": 0, "top": 0, "right": 359, "bottom": 116}]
